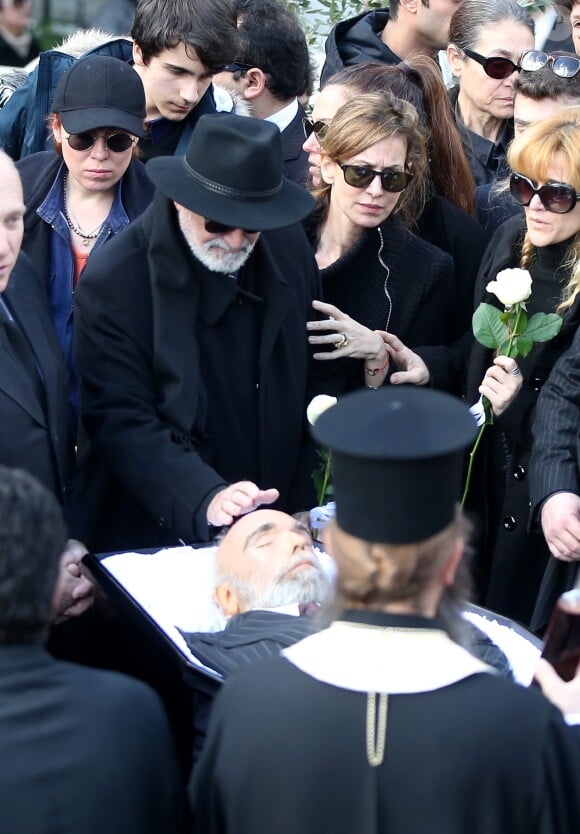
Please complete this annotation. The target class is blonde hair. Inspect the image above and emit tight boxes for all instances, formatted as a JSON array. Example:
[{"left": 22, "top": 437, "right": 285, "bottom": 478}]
[
  {"left": 311, "top": 91, "right": 427, "bottom": 225},
  {"left": 507, "top": 107, "right": 580, "bottom": 314},
  {"left": 328, "top": 509, "right": 466, "bottom": 611}
]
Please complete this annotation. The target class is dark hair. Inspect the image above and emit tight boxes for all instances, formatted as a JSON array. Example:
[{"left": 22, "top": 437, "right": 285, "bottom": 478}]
[
  {"left": 324, "top": 57, "right": 476, "bottom": 215},
  {"left": 389, "top": 0, "right": 430, "bottom": 22},
  {"left": 131, "top": 0, "right": 238, "bottom": 72},
  {"left": 0, "top": 468, "right": 67, "bottom": 645},
  {"left": 515, "top": 53, "right": 580, "bottom": 101},
  {"left": 230, "top": 0, "right": 311, "bottom": 101},
  {"left": 449, "top": 0, "right": 534, "bottom": 50}
]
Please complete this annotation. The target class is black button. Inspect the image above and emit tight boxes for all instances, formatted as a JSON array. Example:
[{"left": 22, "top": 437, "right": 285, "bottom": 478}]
[
  {"left": 513, "top": 465, "right": 526, "bottom": 481},
  {"left": 530, "top": 376, "right": 544, "bottom": 392},
  {"left": 158, "top": 517, "right": 167, "bottom": 528},
  {"left": 503, "top": 515, "right": 517, "bottom": 531}
]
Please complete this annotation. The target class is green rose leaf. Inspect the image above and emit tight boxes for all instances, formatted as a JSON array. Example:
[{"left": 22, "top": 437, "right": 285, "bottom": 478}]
[
  {"left": 514, "top": 310, "right": 528, "bottom": 334},
  {"left": 525, "top": 312, "right": 563, "bottom": 343},
  {"left": 514, "top": 335, "right": 534, "bottom": 357},
  {"left": 473, "top": 303, "right": 508, "bottom": 350}
]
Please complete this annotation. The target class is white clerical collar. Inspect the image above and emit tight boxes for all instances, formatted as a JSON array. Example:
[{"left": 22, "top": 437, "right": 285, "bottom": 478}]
[
  {"left": 283, "top": 619, "right": 493, "bottom": 693},
  {"left": 265, "top": 98, "right": 299, "bottom": 134}
]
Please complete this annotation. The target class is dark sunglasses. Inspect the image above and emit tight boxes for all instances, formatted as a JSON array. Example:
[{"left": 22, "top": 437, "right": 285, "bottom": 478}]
[
  {"left": 204, "top": 219, "right": 258, "bottom": 235},
  {"left": 339, "top": 164, "right": 413, "bottom": 193},
  {"left": 463, "top": 47, "right": 520, "bottom": 79},
  {"left": 66, "top": 132, "right": 135, "bottom": 153},
  {"left": 302, "top": 117, "right": 330, "bottom": 141},
  {"left": 510, "top": 172, "right": 580, "bottom": 214},
  {"left": 520, "top": 49, "right": 580, "bottom": 78}
]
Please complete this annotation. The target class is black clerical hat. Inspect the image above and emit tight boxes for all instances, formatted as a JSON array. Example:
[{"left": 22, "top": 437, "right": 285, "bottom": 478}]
[{"left": 312, "top": 387, "right": 477, "bottom": 544}]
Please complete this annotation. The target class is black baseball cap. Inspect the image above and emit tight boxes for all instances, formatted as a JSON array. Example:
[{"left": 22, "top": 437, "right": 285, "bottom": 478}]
[{"left": 52, "top": 55, "right": 146, "bottom": 137}]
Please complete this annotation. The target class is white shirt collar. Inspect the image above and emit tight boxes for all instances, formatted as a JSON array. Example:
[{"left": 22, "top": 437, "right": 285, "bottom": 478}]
[{"left": 265, "top": 99, "right": 299, "bottom": 134}]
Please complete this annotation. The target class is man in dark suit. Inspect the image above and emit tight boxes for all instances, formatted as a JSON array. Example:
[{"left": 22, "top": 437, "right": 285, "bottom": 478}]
[
  {"left": 73, "top": 113, "right": 318, "bottom": 553},
  {"left": 181, "top": 508, "right": 330, "bottom": 675},
  {"left": 0, "top": 467, "right": 184, "bottom": 834},
  {"left": 212, "top": 0, "right": 311, "bottom": 184},
  {"left": 0, "top": 149, "right": 94, "bottom": 628},
  {"left": 529, "top": 325, "right": 580, "bottom": 631}
]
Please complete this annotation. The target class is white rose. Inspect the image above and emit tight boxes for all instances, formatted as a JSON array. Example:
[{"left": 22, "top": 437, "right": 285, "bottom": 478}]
[
  {"left": 307, "top": 394, "right": 337, "bottom": 426},
  {"left": 486, "top": 268, "right": 532, "bottom": 307}
]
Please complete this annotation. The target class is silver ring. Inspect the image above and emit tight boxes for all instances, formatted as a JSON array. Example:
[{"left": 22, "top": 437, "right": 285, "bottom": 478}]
[
  {"left": 511, "top": 365, "right": 520, "bottom": 376},
  {"left": 336, "top": 334, "right": 348, "bottom": 348}
]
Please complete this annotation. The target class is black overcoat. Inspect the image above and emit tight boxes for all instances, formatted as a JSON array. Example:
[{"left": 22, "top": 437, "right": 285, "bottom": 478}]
[
  {"left": 0, "top": 644, "right": 183, "bottom": 834},
  {"left": 73, "top": 195, "right": 320, "bottom": 552},
  {"left": 0, "top": 251, "right": 72, "bottom": 503},
  {"left": 465, "top": 216, "right": 580, "bottom": 626},
  {"left": 528, "top": 325, "right": 580, "bottom": 631}
]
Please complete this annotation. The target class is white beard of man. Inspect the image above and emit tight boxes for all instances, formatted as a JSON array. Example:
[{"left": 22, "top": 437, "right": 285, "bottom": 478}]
[
  {"left": 182, "top": 226, "right": 257, "bottom": 274},
  {"left": 231, "top": 554, "right": 331, "bottom": 613}
]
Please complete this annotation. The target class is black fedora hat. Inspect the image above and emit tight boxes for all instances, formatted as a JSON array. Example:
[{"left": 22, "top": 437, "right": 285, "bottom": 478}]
[
  {"left": 146, "top": 113, "right": 315, "bottom": 231},
  {"left": 52, "top": 56, "right": 146, "bottom": 138},
  {"left": 312, "top": 387, "right": 477, "bottom": 545}
]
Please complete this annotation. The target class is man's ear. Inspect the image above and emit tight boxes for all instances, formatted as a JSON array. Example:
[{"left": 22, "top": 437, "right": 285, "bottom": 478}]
[
  {"left": 132, "top": 42, "right": 146, "bottom": 68},
  {"left": 215, "top": 584, "right": 243, "bottom": 617},
  {"left": 399, "top": 0, "right": 419, "bottom": 15},
  {"left": 243, "top": 68, "right": 267, "bottom": 101}
]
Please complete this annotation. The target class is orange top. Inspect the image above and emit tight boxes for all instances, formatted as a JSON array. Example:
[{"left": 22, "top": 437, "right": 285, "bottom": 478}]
[{"left": 72, "top": 247, "right": 90, "bottom": 287}]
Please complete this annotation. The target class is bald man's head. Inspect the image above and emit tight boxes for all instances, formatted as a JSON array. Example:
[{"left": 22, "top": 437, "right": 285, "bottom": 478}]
[
  {"left": 214, "top": 509, "right": 330, "bottom": 617},
  {"left": 0, "top": 150, "right": 24, "bottom": 293}
]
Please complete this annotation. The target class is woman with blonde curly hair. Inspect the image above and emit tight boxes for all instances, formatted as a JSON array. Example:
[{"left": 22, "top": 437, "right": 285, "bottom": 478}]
[
  {"left": 464, "top": 107, "right": 580, "bottom": 627},
  {"left": 306, "top": 92, "right": 462, "bottom": 396}
]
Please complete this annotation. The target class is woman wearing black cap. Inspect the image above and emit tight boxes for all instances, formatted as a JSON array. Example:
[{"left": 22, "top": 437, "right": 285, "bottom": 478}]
[
  {"left": 15, "top": 55, "right": 153, "bottom": 423},
  {"left": 189, "top": 386, "right": 580, "bottom": 834}
]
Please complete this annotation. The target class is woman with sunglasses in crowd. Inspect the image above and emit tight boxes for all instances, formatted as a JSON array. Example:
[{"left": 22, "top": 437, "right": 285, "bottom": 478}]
[
  {"left": 15, "top": 55, "right": 153, "bottom": 423},
  {"left": 464, "top": 108, "right": 580, "bottom": 628},
  {"left": 303, "top": 57, "right": 486, "bottom": 362},
  {"left": 447, "top": 0, "right": 534, "bottom": 187},
  {"left": 305, "top": 92, "right": 461, "bottom": 398}
]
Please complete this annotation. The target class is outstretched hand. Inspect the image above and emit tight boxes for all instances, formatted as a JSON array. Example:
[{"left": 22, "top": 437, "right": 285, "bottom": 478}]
[
  {"left": 207, "top": 482, "right": 280, "bottom": 527},
  {"left": 377, "top": 331, "right": 430, "bottom": 386},
  {"left": 307, "top": 300, "right": 386, "bottom": 361}
]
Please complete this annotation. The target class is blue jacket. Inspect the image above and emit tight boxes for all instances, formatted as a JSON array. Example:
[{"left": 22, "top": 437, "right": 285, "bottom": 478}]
[
  {"left": 0, "top": 37, "right": 217, "bottom": 160},
  {"left": 17, "top": 150, "right": 154, "bottom": 419},
  {"left": 0, "top": 39, "right": 134, "bottom": 160}
]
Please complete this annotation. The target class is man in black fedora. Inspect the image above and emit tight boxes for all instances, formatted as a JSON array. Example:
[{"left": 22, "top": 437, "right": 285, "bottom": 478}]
[{"left": 72, "top": 113, "right": 319, "bottom": 552}]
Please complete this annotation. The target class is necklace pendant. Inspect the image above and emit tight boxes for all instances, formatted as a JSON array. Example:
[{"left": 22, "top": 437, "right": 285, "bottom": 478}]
[{"left": 81, "top": 237, "right": 92, "bottom": 248}]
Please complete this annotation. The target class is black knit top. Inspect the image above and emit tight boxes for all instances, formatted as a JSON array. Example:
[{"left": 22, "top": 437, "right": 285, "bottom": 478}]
[{"left": 308, "top": 214, "right": 460, "bottom": 393}]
